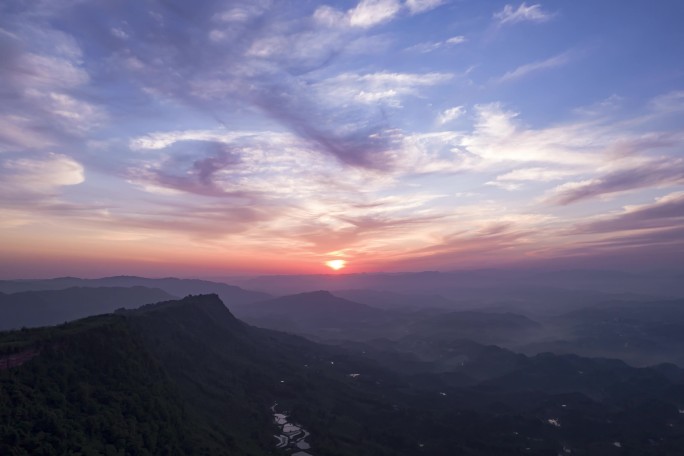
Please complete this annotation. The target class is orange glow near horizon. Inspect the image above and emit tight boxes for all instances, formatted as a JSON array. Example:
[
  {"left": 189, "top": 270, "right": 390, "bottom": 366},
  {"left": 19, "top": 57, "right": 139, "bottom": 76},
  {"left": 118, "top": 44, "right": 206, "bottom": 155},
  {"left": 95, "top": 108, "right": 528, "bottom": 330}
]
[{"left": 325, "top": 259, "right": 347, "bottom": 271}]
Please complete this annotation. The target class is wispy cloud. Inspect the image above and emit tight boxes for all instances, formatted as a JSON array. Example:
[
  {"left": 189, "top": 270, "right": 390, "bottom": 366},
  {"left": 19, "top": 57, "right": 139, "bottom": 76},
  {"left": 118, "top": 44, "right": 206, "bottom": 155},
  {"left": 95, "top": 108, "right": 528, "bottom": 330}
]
[
  {"left": 129, "top": 130, "right": 364, "bottom": 196},
  {"left": 575, "top": 191, "right": 684, "bottom": 234},
  {"left": 315, "top": 0, "right": 446, "bottom": 29},
  {"left": 649, "top": 90, "right": 684, "bottom": 114},
  {"left": 404, "top": 0, "right": 447, "bottom": 15},
  {"left": 315, "top": 0, "right": 403, "bottom": 29},
  {"left": 496, "top": 52, "right": 572, "bottom": 83},
  {"left": 487, "top": 167, "right": 576, "bottom": 190},
  {"left": 436, "top": 106, "right": 465, "bottom": 125},
  {"left": 0, "top": 153, "right": 84, "bottom": 200},
  {"left": 547, "top": 159, "right": 684, "bottom": 205},
  {"left": 314, "top": 71, "right": 453, "bottom": 107},
  {"left": 0, "top": 23, "right": 103, "bottom": 152},
  {"left": 493, "top": 2, "right": 553, "bottom": 26},
  {"left": 407, "top": 35, "right": 466, "bottom": 53},
  {"left": 350, "top": 0, "right": 403, "bottom": 27},
  {"left": 396, "top": 97, "right": 684, "bottom": 192}
]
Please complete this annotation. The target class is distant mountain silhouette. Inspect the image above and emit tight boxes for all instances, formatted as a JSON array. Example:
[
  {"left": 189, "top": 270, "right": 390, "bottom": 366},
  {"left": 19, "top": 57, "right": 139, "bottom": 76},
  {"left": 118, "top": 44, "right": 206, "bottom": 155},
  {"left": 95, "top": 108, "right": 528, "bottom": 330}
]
[
  {"left": 235, "top": 269, "right": 684, "bottom": 300},
  {"left": 0, "top": 286, "right": 173, "bottom": 330},
  {"left": 521, "top": 299, "right": 684, "bottom": 366},
  {"left": 241, "top": 290, "right": 380, "bottom": 314},
  {"left": 233, "top": 290, "right": 389, "bottom": 337},
  {"left": 334, "top": 289, "right": 462, "bottom": 310},
  {"left": 407, "top": 310, "right": 541, "bottom": 345},
  {"left": 0, "top": 276, "right": 270, "bottom": 307},
  {"left": 235, "top": 289, "right": 544, "bottom": 346}
]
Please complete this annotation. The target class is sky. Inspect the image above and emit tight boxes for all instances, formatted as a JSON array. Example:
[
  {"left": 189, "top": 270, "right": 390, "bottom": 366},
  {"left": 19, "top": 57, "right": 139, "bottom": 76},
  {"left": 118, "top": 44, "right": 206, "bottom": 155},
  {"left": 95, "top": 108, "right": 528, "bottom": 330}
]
[{"left": 0, "top": 0, "right": 683, "bottom": 278}]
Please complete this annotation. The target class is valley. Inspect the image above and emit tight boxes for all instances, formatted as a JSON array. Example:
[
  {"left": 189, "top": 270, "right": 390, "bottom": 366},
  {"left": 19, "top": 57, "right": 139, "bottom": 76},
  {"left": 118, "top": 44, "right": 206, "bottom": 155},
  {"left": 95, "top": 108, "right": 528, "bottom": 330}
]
[{"left": 2, "top": 274, "right": 684, "bottom": 454}]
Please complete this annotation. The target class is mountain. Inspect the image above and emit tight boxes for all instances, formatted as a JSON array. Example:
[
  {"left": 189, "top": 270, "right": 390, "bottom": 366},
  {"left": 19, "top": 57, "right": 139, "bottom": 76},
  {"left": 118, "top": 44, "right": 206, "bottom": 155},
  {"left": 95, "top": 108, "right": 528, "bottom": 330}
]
[
  {"left": 521, "top": 299, "right": 684, "bottom": 366},
  {"left": 234, "top": 269, "right": 684, "bottom": 308},
  {"left": 4, "top": 272, "right": 669, "bottom": 320},
  {"left": 0, "top": 286, "right": 174, "bottom": 330},
  {"left": 338, "top": 335, "right": 528, "bottom": 384},
  {"left": 236, "top": 290, "right": 543, "bottom": 346},
  {"left": 333, "top": 289, "right": 463, "bottom": 311},
  {"left": 406, "top": 310, "right": 542, "bottom": 345},
  {"left": 0, "top": 312, "right": 214, "bottom": 455},
  {"left": 0, "top": 276, "right": 271, "bottom": 307},
  {"left": 0, "top": 295, "right": 383, "bottom": 455},
  {"left": 4, "top": 294, "right": 684, "bottom": 455},
  {"left": 232, "top": 290, "right": 393, "bottom": 339},
  {"left": 235, "top": 290, "right": 382, "bottom": 317}
]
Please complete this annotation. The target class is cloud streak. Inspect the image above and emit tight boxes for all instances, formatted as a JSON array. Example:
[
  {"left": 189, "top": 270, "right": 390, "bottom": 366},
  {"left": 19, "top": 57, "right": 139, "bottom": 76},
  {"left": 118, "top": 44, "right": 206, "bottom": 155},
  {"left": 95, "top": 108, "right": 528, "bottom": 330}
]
[
  {"left": 496, "top": 52, "right": 572, "bottom": 83},
  {"left": 493, "top": 2, "right": 553, "bottom": 26},
  {"left": 0, "top": 153, "right": 84, "bottom": 199},
  {"left": 407, "top": 35, "right": 466, "bottom": 53},
  {"left": 575, "top": 192, "right": 684, "bottom": 234},
  {"left": 548, "top": 160, "right": 684, "bottom": 205}
]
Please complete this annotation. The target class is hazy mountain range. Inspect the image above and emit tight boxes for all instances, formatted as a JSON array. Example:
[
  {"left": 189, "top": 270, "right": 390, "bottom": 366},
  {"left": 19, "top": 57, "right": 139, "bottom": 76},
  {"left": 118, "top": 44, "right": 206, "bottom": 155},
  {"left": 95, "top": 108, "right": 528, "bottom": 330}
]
[
  {"left": 3, "top": 270, "right": 684, "bottom": 454},
  {"left": 0, "top": 286, "right": 174, "bottom": 331},
  {"left": 4, "top": 293, "right": 684, "bottom": 455}
]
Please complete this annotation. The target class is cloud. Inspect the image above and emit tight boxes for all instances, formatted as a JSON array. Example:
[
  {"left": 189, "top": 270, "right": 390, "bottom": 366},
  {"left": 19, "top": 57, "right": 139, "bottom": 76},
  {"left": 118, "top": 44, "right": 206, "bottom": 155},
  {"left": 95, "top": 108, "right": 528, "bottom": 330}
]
[
  {"left": 7, "top": 53, "right": 89, "bottom": 89},
  {"left": 493, "top": 2, "right": 553, "bottom": 25},
  {"left": 127, "top": 130, "right": 392, "bottom": 198},
  {"left": 387, "top": 221, "right": 537, "bottom": 270},
  {"left": 57, "top": 1, "right": 410, "bottom": 171},
  {"left": 407, "top": 35, "right": 466, "bottom": 53},
  {"left": 575, "top": 191, "right": 684, "bottom": 234},
  {"left": 457, "top": 103, "right": 599, "bottom": 167},
  {"left": 487, "top": 167, "right": 578, "bottom": 191},
  {"left": 547, "top": 159, "right": 684, "bottom": 205},
  {"left": 0, "top": 0, "right": 452, "bottom": 173},
  {"left": 285, "top": 195, "right": 448, "bottom": 254},
  {"left": 573, "top": 94, "right": 623, "bottom": 117},
  {"left": 24, "top": 90, "right": 106, "bottom": 134},
  {"left": 212, "top": 2, "right": 272, "bottom": 23},
  {"left": 495, "top": 167, "right": 576, "bottom": 182},
  {"left": 405, "top": 0, "right": 447, "bottom": 14},
  {"left": 312, "top": 6, "right": 349, "bottom": 28},
  {"left": 107, "top": 202, "right": 282, "bottom": 239},
  {"left": 436, "top": 106, "right": 465, "bottom": 125},
  {"left": 446, "top": 36, "right": 466, "bottom": 45},
  {"left": 315, "top": 0, "right": 402, "bottom": 29},
  {"left": 127, "top": 141, "right": 248, "bottom": 198},
  {"left": 1, "top": 0, "right": 683, "bottom": 273},
  {"left": 315, "top": 0, "right": 445, "bottom": 30},
  {"left": 649, "top": 90, "right": 684, "bottom": 114},
  {"left": 391, "top": 95, "right": 684, "bottom": 189},
  {"left": 315, "top": 71, "right": 453, "bottom": 107},
  {"left": 496, "top": 52, "right": 572, "bottom": 83},
  {"left": 123, "top": 127, "right": 463, "bottom": 251},
  {"left": 0, "top": 153, "right": 84, "bottom": 198},
  {"left": 350, "top": 0, "right": 403, "bottom": 28},
  {"left": 128, "top": 136, "right": 293, "bottom": 197},
  {"left": 485, "top": 180, "right": 523, "bottom": 191},
  {"left": 0, "top": 20, "right": 103, "bottom": 150},
  {"left": 245, "top": 81, "right": 401, "bottom": 169},
  {"left": 0, "top": 115, "right": 56, "bottom": 151}
]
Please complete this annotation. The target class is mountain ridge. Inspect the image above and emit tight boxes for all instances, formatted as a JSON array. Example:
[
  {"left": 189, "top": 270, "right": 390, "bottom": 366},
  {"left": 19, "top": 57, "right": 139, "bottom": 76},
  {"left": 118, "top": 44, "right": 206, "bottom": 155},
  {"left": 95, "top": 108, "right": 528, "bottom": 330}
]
[{"left": 4, "top": 294, "right": 684, "bottom": 455}]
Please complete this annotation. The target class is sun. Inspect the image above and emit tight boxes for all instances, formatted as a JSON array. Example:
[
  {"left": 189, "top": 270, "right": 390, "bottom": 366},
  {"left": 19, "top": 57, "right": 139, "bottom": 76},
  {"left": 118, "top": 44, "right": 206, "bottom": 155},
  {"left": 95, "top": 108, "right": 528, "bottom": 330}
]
[{"left": 325, "top": 259, "right": 347, "bottom": 271}]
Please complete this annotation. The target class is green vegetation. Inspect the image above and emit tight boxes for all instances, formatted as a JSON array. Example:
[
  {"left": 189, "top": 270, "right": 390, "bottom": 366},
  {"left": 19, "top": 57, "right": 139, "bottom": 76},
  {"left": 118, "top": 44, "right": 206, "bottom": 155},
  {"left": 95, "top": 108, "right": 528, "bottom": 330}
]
[
  {"left": 3, "top": 294, "right": 684, "bottom": 455},
  {"left": 0, "top": 317, "right": 198, "bottom": 455}
]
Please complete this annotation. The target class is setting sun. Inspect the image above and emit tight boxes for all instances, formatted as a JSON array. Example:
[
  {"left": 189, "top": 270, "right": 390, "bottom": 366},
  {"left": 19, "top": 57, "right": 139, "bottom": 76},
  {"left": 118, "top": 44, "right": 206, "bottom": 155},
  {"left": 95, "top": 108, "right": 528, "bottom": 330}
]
[{"left": 325, "top": 260, "right": 347, "bottom": 271}]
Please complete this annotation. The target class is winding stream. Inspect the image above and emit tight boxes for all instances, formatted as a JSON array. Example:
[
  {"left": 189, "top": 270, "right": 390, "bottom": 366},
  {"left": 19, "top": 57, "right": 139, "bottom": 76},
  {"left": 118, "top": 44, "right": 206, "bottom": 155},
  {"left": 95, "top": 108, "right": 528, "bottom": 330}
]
[{"left": 271, "top": 403, "right": 314, "bottom": 455}]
